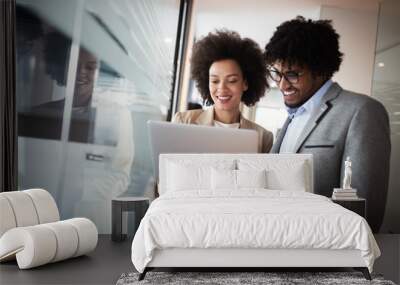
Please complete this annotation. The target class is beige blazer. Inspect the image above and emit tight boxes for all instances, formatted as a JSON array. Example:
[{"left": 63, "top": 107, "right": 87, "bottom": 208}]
[{"left": 172, "top": 107, "right": 273, "bottom": 153}]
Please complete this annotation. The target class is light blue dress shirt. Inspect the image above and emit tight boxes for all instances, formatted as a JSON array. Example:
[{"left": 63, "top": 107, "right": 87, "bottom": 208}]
[{"left": 279, "top": 80, "right": 333, "bottom": 153}]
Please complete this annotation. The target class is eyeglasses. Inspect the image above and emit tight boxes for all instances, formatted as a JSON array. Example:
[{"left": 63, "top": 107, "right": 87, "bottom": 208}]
[{"left": 267, "top": 68, "right": 304, "bottom": 84}]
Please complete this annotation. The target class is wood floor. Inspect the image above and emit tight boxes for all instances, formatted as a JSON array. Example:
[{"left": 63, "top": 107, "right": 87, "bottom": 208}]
[{"left": 0, "top": 234, "right": 398, "bottom": 285}]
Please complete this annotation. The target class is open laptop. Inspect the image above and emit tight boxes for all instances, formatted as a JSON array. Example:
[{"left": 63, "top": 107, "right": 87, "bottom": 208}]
[{"left": 148, "top": 120, "right": 259, "bottom": 179}]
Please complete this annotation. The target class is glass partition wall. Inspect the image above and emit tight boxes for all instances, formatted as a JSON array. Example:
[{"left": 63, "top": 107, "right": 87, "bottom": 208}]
[
  {"left": 16, "top": 0, "right": 182, "bottom": 233},
  {"left": 372, "top": 0, "right": 400, "bottom": 233}
]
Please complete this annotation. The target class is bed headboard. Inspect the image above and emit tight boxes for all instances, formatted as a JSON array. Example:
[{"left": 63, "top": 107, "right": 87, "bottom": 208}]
[{"left": 159, "top": 153, "right": 314, "bottom": 195}]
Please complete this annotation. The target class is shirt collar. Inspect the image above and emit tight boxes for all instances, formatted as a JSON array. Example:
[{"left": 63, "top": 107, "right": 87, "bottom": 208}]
[{"left": 286, "top": 79, "right": 333, "bottom": 117}]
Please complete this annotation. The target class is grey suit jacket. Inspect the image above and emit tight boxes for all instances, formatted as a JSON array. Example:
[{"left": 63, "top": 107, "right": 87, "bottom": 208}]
[
  {"left": 172, "top": 106, "right": 274, "bottom": 153},
  {"left": 271, "top": 83, "right": 391, "bottom": 232}
]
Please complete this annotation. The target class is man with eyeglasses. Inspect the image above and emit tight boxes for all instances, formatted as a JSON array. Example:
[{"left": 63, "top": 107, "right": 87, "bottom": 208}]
[{"left": 264, "top": 16, "right": 391, "bottom": 233}]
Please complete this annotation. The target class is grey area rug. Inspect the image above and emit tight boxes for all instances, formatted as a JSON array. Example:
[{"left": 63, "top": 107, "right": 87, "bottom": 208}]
[{"left": 116, "top": 271, "right": 396, "bottom": 285}]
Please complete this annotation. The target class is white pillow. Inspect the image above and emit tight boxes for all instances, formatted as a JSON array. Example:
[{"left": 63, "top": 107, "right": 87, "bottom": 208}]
[
  {"left": 211, "top": 169, "right": 236, "bottom": 190},
  {"left": 237, "top": 169, "right": 267, "bottom": 188},
  {"left": 166, "top": 160, "right": 235, "bottom": 192},
  {"left": 167, "top": 162, "right": 210, "bottom": 191},
  {"left": 238, "top": 159, "right": 308, "bottom": 191},
  {"left": 266, "top": 163, "right": 306, "bottom": 191},
  {"left": 211, "top": 169, "right": 267, "bottom": 190}
]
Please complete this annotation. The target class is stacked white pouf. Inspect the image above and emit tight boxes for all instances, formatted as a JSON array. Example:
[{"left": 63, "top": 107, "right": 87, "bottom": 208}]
[{"left": 0, "top": 189, "right": 98, "bottom": 269}]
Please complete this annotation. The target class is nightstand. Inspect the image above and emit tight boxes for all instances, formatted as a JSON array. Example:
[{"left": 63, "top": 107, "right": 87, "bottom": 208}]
[
  {"left": 112, "top": 197, "right": 150, "bottom": 242},
  {"left": 331, "top": 197, "right": 366, "bottom": 218}
]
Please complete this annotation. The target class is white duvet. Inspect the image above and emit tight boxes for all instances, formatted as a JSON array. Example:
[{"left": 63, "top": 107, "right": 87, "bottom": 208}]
[{"left": 131, "top": 190, "right": 380, "bottom": 273}]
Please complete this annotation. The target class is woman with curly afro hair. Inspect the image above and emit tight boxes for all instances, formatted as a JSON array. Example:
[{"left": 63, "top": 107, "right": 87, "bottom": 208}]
[{"left": 172, "top": 29, "right": 273, "bottom": 153}]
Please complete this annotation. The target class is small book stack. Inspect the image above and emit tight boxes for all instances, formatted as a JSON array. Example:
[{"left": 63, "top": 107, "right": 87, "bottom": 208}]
[{"left": 332, "top": 188, "right": 358, "bottom": 200}]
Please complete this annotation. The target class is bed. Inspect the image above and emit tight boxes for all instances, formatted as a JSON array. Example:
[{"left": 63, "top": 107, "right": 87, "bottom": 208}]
[{"left": 131, "top": 154, "right": 380, "bottom": 280}]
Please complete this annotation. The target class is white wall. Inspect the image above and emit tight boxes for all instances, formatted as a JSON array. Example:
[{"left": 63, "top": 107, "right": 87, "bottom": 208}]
[
  {"left": 320, "top": 5, "right": 379, "bottom": 96},
  {"left": 195, "top": 0, "right": 321, "bottom": 47}
]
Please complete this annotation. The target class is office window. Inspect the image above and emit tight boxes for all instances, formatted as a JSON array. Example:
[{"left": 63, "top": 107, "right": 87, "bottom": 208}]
[{"left": 16, "top": 0, "right": 182, "bottom": 233}]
